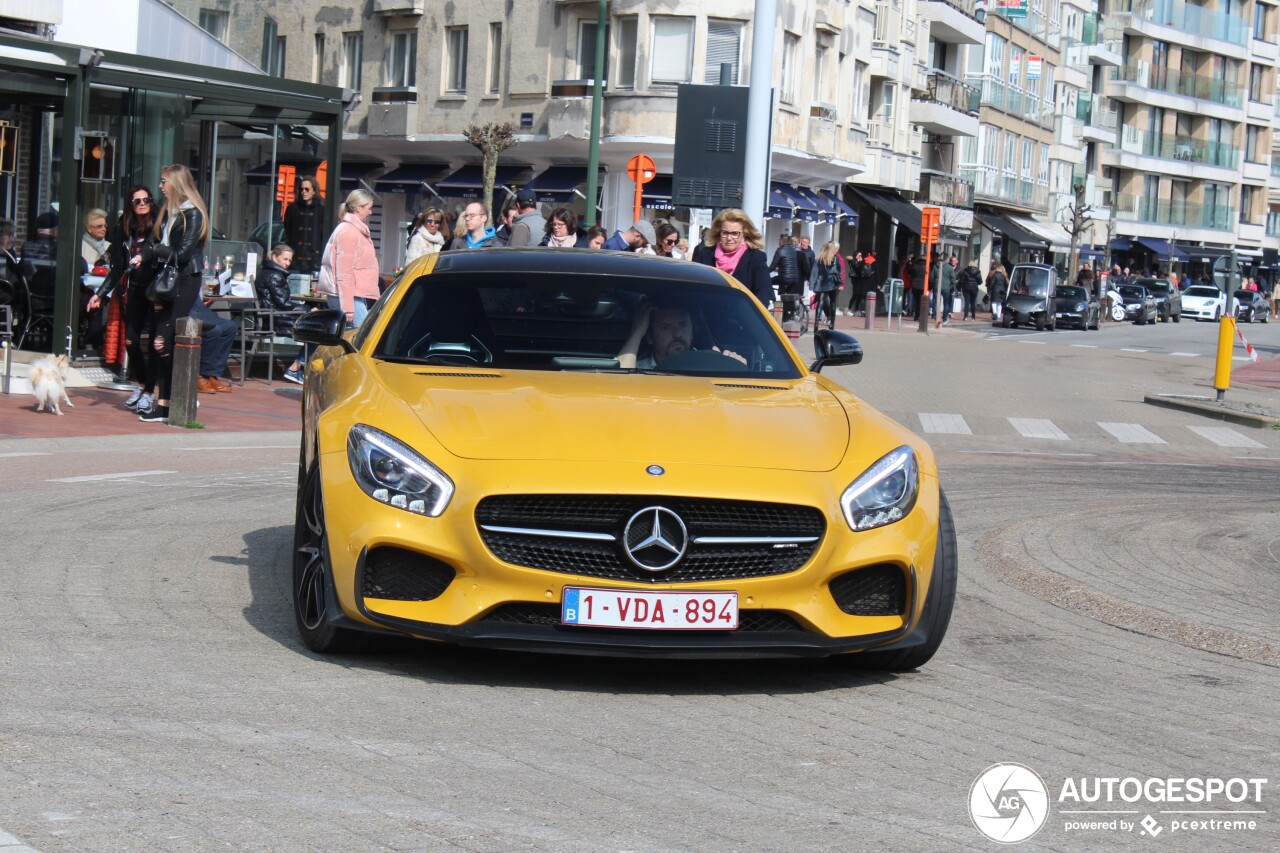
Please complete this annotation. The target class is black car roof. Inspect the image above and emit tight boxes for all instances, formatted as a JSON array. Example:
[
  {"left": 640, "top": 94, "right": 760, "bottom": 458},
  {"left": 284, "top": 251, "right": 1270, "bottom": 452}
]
[{"left": 429, "top": 247, "right": 732, "bottom": 285}]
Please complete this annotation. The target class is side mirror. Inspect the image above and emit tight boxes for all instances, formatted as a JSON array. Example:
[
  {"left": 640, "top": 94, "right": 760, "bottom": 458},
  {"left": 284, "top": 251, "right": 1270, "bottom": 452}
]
[
  {"left": 292, "top": 309, "right": 356, "bottom": 354},
  {"left": 810, "top": 329, "right": 863, "bottom": 373}
]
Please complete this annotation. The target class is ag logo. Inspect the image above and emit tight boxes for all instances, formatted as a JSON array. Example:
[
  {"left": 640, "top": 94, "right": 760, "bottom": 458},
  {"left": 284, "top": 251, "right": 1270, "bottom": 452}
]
[{"left": 969, "top": 763, "right": 1050, "bottom": 844}]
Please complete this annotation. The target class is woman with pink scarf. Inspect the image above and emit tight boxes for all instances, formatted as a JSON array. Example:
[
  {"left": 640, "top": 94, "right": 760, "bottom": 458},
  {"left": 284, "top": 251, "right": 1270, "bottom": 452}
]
[
  {"left": 690, "top": 209, "right": 772, "bottom": 308},
  {"left": 316, "top": 189, "right": 380, "bottom": 327}
]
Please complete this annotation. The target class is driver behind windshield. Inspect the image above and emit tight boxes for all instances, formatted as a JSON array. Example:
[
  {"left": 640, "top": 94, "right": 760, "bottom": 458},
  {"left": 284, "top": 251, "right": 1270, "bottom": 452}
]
[{"left": 617, "top": 302, "right": 744, "bottom": 369}]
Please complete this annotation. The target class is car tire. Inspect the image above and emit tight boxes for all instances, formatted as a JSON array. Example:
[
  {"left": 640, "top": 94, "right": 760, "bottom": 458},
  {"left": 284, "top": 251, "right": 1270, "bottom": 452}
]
[
  {"left": 1035, "top": 313, "right": 1046, "bottom": 330},
  {"left": 841, "top": 490, "right": 957, "bottom": 673},
  {"left": 1173, "top": 311, "right": 1180, "bottom": 323},
  {"left": 293, "top": 455, "right": 362, "bottom": 654}
]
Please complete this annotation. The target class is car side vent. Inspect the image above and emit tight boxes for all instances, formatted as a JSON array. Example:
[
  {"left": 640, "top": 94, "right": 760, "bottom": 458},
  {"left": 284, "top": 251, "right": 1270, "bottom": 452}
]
[
  {"left": 715, "top": 383, "right": 787, "bottom": 391},
  {"left": 829, "top": 565, "right": 907, "bottom": 616},
  {"left": 362, "top": 547, "right": 456, "bottom": 601},
  {"left": 413, "top": 372, "right": 502, "bottom": 378}
]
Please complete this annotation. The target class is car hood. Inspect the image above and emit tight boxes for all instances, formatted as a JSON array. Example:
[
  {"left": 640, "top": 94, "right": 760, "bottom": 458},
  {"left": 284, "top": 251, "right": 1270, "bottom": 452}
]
[{"left": 377, "top": 365, "right": 851, "bottom": 471}]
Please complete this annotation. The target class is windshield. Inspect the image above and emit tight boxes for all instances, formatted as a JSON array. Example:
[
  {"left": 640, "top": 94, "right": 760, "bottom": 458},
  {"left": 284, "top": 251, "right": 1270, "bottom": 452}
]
[
  {"left": 1009, "top": 267, "right": 1051, "bottom": 297},
  {"left": 373, "top": 272, "right": 803, "bottom": 379},
  {"left": 1057, "top": 286, "right": 1087, "bottom": 300},
  {"left": 1184, "top": 286, "right": 1220, "bottom": 298},
  {"left": 1143, "top": 281, "right": 1171, "bottom": 295},
  {"left": 1233, "top": 291, "right": 1253, "bottom": 301},
  {"left": 1118, "top": 285, "right": 1145, "bottom": 298}
]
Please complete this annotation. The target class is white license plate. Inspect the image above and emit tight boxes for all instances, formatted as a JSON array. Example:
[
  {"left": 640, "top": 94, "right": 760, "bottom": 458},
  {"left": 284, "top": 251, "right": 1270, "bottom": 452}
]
[{"left": 561, "top": 587, "right": 738, "bottom": 630}]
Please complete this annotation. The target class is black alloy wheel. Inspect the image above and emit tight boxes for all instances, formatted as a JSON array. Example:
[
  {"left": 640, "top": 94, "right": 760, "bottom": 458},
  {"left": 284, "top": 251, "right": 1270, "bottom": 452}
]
[{"left": 293, "top": 456, "right": 359, "bottom": 653}]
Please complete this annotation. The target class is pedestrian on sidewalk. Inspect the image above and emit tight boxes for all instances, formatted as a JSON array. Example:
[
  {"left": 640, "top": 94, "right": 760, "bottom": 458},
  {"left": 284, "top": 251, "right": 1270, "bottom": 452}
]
[
  {"left": 405, "top": 207, "right": 449, "bottom": 263},
  {"left": 987, "top": 260, "right": 1009, "bottom": 323},
  {"left": 938, "top": 252, "right": 957, "bottom": 325},
  {"left": 506, "top": 188, "right": 546, "bottom": 248},
  {"left": 691, "top": 209, "right": 772, "bottom": 309},
  {"left": 282, "top": 175, "right": 325, "bottom": 274},
  {"left": 958, "top": 259, "right": 982, "bottom": 320},
  {"left": 316, "top": 188, "right": 380, "bottom": 329},
  {"left": 769, "top": 236, "right": 804, "bottom": 319}
]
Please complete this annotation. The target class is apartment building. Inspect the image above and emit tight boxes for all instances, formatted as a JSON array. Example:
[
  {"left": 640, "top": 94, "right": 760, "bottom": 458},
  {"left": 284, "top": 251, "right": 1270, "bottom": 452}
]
[
  {"left": 174, "top": 0, "right": 892, "bottom": 271},
  {"left": 1101, "top": 0, "right": 1280, "bottom": 282}
]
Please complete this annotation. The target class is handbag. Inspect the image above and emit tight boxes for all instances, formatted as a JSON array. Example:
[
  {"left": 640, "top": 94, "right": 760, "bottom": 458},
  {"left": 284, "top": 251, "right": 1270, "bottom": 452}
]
[{"left": 148, "top": 258, "right": 179, "bottom": 302}]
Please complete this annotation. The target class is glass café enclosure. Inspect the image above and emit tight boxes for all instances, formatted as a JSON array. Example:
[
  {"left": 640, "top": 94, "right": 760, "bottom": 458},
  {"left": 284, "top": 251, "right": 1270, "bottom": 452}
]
[{"left": 0, "top": 31, "right": 348, "bottom": 356}]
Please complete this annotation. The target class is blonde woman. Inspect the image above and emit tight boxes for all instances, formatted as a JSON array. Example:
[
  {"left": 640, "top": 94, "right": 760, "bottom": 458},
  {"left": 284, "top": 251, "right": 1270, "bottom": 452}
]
[
  {"left": 133, "top": 164, "right": 209, "bottom": 423},
  {"left": 808, "top": 241, "right": 842, "bottom": 329},
  {"left": 405, "top": 207, "right": 449, "bottom": 263},
  {"left": 317, "top": 188, "right": 380, "bottom": 327},
  {"left": 689, "top": 209, "right": 772, "bottom": 308}
]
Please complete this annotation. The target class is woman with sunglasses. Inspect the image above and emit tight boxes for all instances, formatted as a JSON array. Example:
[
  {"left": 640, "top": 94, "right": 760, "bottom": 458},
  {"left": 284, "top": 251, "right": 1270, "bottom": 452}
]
[
  {"left": 652, "top": 221, "right": 681, "bottom": 258},
  {"left": 87, "top": 185, "right": 157, "bottom": 411},
  {"left": 405, "top": 207, "right": 450, "bottom": 263},
  {"left": 282, "top": 175, "right": 325, "bottom": 274}
]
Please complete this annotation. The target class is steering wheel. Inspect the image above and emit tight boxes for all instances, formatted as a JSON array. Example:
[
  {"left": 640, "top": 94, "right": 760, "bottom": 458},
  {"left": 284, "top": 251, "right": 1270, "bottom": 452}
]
[{"left": 656, "top": 349, "right": 749, "bottom": 372}]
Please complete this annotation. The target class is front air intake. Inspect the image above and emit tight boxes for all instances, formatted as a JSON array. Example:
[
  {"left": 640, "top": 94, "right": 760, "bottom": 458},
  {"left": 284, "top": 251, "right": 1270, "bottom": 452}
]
[
  {"left": 362, "top": 547, "right": 456, "bottom": 601},
  {"left": 829, "top": 565, "right": 907, "bottom": 616}
]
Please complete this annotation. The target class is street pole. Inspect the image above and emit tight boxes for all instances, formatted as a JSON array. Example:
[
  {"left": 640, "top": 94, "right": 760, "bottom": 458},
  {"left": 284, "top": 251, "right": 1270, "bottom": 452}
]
[
  {"left": 584, "top": 0, "right": 607, "bottom": 228},
  {"left": 741, "top": 0, "right": 777, "bottom": 228}
]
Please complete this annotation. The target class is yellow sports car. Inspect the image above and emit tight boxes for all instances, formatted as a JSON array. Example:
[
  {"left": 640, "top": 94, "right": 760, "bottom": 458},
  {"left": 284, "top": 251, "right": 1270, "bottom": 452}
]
[{"left": 292, "top": 248, "right": 955, "bottom": 669}]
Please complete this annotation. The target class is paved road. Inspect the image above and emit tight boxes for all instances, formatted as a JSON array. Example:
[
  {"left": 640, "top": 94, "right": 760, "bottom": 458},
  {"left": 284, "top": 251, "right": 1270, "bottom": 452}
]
[{"left": 0, "top": 332, "right": 1276, "bottom": 852}]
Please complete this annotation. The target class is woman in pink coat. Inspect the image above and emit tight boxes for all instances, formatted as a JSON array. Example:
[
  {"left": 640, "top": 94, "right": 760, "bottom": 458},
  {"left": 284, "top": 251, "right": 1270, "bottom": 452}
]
[{"left": 317, "top": 188, "right": 380, "bottom": 327}]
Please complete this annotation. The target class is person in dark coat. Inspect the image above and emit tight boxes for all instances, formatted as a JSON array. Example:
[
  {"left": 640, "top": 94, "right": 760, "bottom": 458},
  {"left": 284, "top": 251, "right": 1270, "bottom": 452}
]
[
  {"left": 256, "top": 243, "right": 303, "bottom": 336},
  {"left": 690, "top": 209, "right": 772, "bottom": 309},
  {"left": 768, "top": 237, "right": 803, "bottom": 320},
  {"left": 282, "top": 175, "right": 326, "bottom": 274},
  {"left": 911, "top": 254, "right": 928, "bottom": 321}
]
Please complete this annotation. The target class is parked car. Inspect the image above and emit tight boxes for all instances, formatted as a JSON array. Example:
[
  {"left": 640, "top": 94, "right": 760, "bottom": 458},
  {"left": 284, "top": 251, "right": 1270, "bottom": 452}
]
[
  {"left": 1001, "top": 263, "right": 1058, "bottom": 330},
  {"left": 1053, "top": 284, "right": 1100, "bottom": 330},
  {"left": 289, "top": 248, "right": 956, "bottom": 669},
  {"left": 1234, "top": 289, "right": 1271, "bottom": 323},
  {"left": 1181, "top": 285, "right": 1228, "bottom": 321},
  {"left": 1135, "top": 277, "right": 1181, "bottom": 322},
  {"left": 1116, "top": 284, "right": 1158, "bottom": 324}
]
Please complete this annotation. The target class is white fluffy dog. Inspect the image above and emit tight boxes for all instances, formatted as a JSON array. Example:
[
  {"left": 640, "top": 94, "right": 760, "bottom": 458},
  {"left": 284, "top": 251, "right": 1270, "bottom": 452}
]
[{"left": 28, "top": 355, "right": 75, "bottom": 416}]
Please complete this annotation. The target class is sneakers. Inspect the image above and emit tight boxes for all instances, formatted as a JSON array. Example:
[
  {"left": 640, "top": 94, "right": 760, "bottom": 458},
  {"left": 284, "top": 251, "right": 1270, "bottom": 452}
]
[
  {"left": 124, "top": 386, "right": 143, "bottom": 408},
  {"left": 139, "top": 405, "right": 170, "bottom": 423},
  {"left": 283, "top": 366, "right": 304, "bottom": 385},
  {"left": 132, "top": 393, "right": 153, "bottom": 414}
]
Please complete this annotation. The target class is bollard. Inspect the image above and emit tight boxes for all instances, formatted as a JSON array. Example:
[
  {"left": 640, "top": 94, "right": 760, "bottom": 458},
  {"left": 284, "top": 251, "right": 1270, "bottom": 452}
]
[
  {"left": 170, "top": 316, "right": 202, "bottom": 426},
  {"left": 864, "top": 292, "right": 876, "bottom": 330}
]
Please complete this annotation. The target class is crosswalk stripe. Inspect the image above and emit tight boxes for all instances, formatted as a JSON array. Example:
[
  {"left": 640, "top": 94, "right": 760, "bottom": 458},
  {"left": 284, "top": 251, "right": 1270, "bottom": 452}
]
[
  {"left": 1120, "top": 348, "right": 1148, "bottom": 353},
  {"left": 1097, "top": 422, "right": 1167, "bottom": 444},
  {"left": 1187, "top": 426, "right": 1266, "bottom": 448},
  {"left": 919, "top": 413, "right": 972, "bottom": 435},
  {"left": 1008, "top": 418, "right": 1069, "bottom": 440},
  {"left": 1070, "top": 344, "right": 1098, "bottom": 348},
  {"left": 1169, "top": 352, "right": 1200, "bottom": 357},
  {"left": 1017, "top": 340, "right": 1048, "bottom": 344}
]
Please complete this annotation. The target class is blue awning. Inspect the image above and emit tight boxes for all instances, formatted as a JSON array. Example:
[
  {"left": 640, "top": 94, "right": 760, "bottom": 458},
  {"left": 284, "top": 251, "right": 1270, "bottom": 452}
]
[
  {"left": 374, "top": 163, "right": 449, "bottom": 193},
  {"left": 790, "top": 186, "right": 839, "bottom": 223},
  {"left": 766, "top": 184, "right": 794, "bottom": 219},
  {"left": 1110, "top": 238, "right": 1132, "bottom": 252},
  {"left": 819, "top": 189, "right": 859, "bottom": 224},
  {"left": 523, "top": 166, "right": 588, "bottom": 203},
  {"left": 1135, "top": 237, "right": 1189, "bottom": 262},
  {"left": 774, "top": 184, "right": 820, "bottom": 222},
  {"left": 436, "top": 164, "right": 529, "bottom": 198}
]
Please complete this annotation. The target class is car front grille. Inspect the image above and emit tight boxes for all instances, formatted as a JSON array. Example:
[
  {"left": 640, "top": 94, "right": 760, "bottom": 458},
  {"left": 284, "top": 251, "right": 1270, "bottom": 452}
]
[
  {"left": 362, "top": 546, "right": 456, "bottom": 601},
  {"left": 828, "top": 565, "right": 907, "bottom": 616},
  {"left": 475, "top": 495, "right": 825, "bottom": 583},
  {"left": 478, "top": 603, "right": 806, "bottom": 633}
]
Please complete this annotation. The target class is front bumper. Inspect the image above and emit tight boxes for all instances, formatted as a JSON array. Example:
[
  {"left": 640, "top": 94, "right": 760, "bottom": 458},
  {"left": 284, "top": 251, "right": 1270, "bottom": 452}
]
[{"left": 318, "top": 453, "right": 942, "bottom": 658}]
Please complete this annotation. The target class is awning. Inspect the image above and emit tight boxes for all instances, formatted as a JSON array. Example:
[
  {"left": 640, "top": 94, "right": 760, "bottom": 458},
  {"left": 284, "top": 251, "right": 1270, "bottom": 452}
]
[
  {"left": 974, "top": 211, "right": 1046, "bottom": 247},
  {"left": 1178, "top": 244, "right": 1232, "bottom": 263},
  {"left": 1078, "top": 247, "right": 1105, "bottom": 261},
  {"left": 1134, "top": 237, "right": 1189, "bottom": 262},
  {"left": 790, "top": 186, "right": 839, "bottom": 223},
  {"left": 819, "top": 189, "right": 859, "bottom": 224},
  {"left": 523, "top": 166, "right": 587, "bottom": 203},
  {"left": 850, "top": 187, "right": 921, "bottom": 234},
  {"left": 373, "top": 163, "right": 449, "bottom": 193},
  {"left": 1110, "top": 238, "right": 1133, "bottom": 252},
  {"left": 436, "top": 164, "right": 529, "bottom": 199},
  {"left": 767, "top": 184, "right": 794, "bottom": 219},
  {"left": 774, "top": 184, "right": 820, "bottom": 222},
  {"left": 1234, "top": 247, "right": 1264, "bottom": 258},
  {"left": 1009, "top": 214, "right": 1071, "bottom": 252}
]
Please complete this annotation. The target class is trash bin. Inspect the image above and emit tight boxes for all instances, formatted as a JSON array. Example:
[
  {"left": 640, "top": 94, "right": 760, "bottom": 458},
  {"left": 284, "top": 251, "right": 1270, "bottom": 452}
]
[{"left": 878, "top": 278, "right": 904, "bottom": 316}]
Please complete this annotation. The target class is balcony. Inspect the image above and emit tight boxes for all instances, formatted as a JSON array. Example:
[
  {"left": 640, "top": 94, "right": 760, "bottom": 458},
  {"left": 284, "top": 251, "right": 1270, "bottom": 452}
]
[
  {"left": 1112, "top": 0, "right": 1249, "bottom": 48},
  {"left": 1114, "top": 192, "right": 1236, "bottom": 230},
  {"left": 959, "top": 166, "right": 1049, "bottom": 211},
  {"left": 371, "top": 0, "right": 423, "bottom": 13},
  {"left": 1117, "top": 126, "right": 1241, "bottom": 170},
  {"left": 909, "top": 70, "right": 979, "bottom": 137},
  {"left": 920, "top": 171, "right": 974, "bottom": 207},
  {"left": 1076, "top": 93, "right": 1119, "bottom": 144},
  {"left": 920, "top": 0, "right": 984, "bottom": 45},
  {"left": 1108, "top": 63, "right": 1245, "bottom": 111}
]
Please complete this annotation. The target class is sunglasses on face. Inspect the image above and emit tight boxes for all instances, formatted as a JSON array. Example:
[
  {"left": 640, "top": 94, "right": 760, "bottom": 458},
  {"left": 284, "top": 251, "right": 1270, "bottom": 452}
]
[
  {"left": 132, "top": 197, "right": 153, "bottom": 206},
  {"left": 424, "top": 218, "right": 441, "bottom": 225},
  {"left": 663, "top": 237, "right": 678, "bottom": 246}
]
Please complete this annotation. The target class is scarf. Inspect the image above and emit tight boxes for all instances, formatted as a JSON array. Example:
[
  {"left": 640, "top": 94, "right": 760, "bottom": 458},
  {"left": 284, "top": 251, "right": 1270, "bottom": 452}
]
[
  {"left": 548, "top": 232, "right": 577, "bottom": 248},
  {"left": 82, "top": 232, "right": 108, "bottom": 264},
  {"left": 466, "top": 227, "right": 497, "bottom": 249},
  {"left": 714, "top": 241, "right": 747, "bottom": 274},
  {"left": 418, "top": 226, "right": 445, "bottom": 249}
]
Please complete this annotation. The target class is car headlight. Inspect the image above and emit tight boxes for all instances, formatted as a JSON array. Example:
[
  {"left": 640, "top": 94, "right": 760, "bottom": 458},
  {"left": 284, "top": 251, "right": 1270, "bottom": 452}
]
[
  {"left": 840, "top": 445, "right": 919, "bottom": 531},
  {"left": 1075, "top": 303, "right": 1086, "bottom": 312},
  {"left": 347, "top": 424, "right": 454, "bottom": 516}
]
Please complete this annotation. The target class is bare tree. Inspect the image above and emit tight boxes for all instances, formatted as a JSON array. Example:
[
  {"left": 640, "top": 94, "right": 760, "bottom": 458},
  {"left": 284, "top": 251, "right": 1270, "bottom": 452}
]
[
  {"left": 1064, "top": 181, "right": 1092, "bottom": 285},
  {"left": 462, "top": 122, "right": 518, "bottom": 219}
]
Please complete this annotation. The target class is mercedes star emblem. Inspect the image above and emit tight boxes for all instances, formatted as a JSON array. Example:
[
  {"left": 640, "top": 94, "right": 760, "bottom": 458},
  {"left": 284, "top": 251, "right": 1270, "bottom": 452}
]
[{"left": 622, "top": 506, "right": 688, "bottom": 572}]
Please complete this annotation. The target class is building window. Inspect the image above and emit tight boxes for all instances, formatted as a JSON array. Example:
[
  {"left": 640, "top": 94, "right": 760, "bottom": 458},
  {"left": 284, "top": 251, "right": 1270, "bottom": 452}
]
[
  {"left": 386, "top": 31, "right": 417, "bottom": 88},
  {"left": 615, "top": 17, "right": 638, "bottom": 89},
  {"left": 198, "top": 9, "right": 228, "bottom": 43},
  {"left": 579, "top": 20, "right": 610, "bottom": 81},
  {"left": 274, "top": 37, "right": 286, "bottom": 78},
  {"left": 446, "top": 26, "right": 469, "bottom": 94},
  {"left": 1254, "top": 2, "right": 1268, "bottom": 40},
  {"left": 986, "top": 34, "right": 1005, "bottom": 79},
  {"left": 1246, "top": 125, "right": 1266, "bottom": 162},
  {"left": 852, "top": 61, "right": 867, "bottom": 124},
  {"left": 313, "top": 34, "right": 325, "bottom": 85},
  {"left": 487, "top": 23, "right": 502, "bottom": 94},
  {"left": 813, "top": 44, "right": 828, "bottom": 103},
  {"left": 261, "top": 18, "right": 279, "bottom": 75},
  {"left": 1022, "top": 138, "right": 1034, "bottom": 178},
  {"left": 1249, "top": 63, "right": 1266, "bottom": 101},
  {"left": 651, "top": 17, "right": 694, "bottom": 86},
  {"left": 1241, "top": 184, "right": 1258, "bottom": 222},
  {"left": 879, "top": 81, "right": 895, "bottom": 124},
  {"left": 341, "top": 32, "right": 363, "bottom": 91},
  {"left": 780, "top": 32, "right": 800, "bottom": 103},
  {"left": 704, "top": 19, "right": 743, "bottom": 85}
]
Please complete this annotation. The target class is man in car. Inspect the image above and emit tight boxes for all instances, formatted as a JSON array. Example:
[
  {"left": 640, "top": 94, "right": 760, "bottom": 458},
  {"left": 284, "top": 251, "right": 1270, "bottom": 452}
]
[{"left": 617, "top": 302, "right": 743, "bottom": 369}]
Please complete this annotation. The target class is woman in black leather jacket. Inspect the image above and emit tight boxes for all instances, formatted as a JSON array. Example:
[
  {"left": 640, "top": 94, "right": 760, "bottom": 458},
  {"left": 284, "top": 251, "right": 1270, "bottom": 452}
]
[
  {"left": 133, "top": 164, "right": 208, "bottom": 423},
  {"left": 89, "top": 186, "right": 156, "bottom": 405},
  {"left": 256, "top": 243, "right": 300, "bottom": 336}
]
